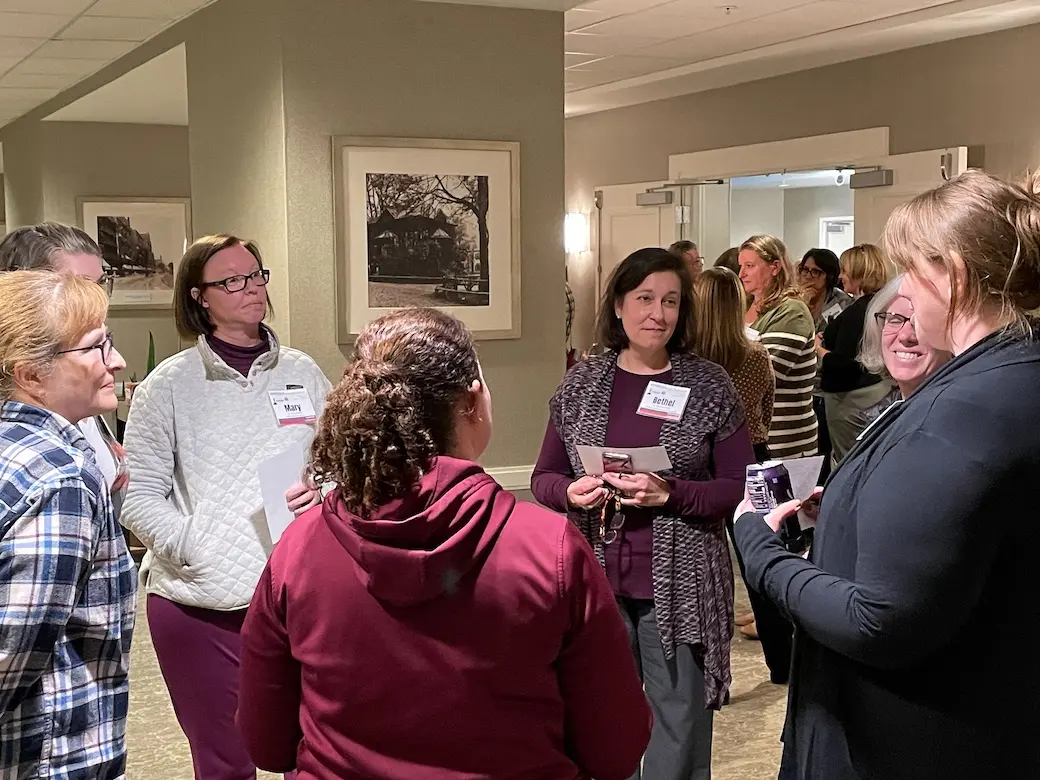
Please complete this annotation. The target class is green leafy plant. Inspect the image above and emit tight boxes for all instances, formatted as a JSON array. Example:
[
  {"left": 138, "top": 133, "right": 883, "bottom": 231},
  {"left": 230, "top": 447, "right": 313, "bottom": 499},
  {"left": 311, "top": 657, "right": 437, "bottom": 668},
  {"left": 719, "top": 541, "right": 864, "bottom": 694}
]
[{"left": 146, "top": 331, "right": 156, "bottom": 376}]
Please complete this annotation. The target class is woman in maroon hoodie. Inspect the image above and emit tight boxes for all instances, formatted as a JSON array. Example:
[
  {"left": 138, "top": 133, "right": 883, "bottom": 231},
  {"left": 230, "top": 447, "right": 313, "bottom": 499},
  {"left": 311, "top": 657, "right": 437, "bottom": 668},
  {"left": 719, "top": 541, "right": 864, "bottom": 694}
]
[{"left": 237, "top": 308, "right": 652, "bottom": 779}]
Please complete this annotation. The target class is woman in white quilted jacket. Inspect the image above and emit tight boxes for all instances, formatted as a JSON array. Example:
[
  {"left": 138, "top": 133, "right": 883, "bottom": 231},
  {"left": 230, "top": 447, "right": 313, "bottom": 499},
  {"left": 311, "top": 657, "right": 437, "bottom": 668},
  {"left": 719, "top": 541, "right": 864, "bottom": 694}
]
[{"left": 121, "top": 234, "right": 332, "bottom": 780}]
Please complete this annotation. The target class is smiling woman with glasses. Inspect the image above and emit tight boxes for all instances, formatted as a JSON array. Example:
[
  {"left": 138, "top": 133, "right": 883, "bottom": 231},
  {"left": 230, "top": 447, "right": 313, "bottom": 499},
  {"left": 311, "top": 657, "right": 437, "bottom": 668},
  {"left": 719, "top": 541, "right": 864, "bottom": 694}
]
[
  {"left": 0, "top": 271, "right": 136, "bottom": 780},
  {"left": 120, "top": 233, "right": 332, "bottom": 780}
]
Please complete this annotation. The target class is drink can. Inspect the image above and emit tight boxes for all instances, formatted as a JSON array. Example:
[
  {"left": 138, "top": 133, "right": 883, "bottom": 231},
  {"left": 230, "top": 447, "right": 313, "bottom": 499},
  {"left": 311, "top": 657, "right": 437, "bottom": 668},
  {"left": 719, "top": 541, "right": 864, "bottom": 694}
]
[{"left": 746, "top": 461, "right": 794, "bottom": 512}]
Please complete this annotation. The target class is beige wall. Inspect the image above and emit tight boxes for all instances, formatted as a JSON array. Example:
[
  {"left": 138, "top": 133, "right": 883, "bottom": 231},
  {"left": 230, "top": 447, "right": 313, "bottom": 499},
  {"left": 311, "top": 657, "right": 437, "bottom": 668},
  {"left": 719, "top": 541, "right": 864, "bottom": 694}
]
[
  {"left": 0, "top": 121, "right": 190, "bottom": 380},
  {"left": 566, "top": 22, "right": 1040, "bottom": 347},
  {"left": 187, "top": 0, "right": 565, "bottom": 470}
]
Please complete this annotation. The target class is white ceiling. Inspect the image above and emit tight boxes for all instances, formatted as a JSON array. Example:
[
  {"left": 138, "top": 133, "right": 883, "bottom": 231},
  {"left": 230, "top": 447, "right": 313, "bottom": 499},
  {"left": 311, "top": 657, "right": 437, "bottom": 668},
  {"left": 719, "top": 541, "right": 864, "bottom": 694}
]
[
  {"left": 0, "top": 0, "right": 216, "bottom": 129},
  {"left": 2, "top": 0, "right": 1040, "bottom": 129},
  {"left": 565, "top": 0, "right": 1040, "bottom": 114}
]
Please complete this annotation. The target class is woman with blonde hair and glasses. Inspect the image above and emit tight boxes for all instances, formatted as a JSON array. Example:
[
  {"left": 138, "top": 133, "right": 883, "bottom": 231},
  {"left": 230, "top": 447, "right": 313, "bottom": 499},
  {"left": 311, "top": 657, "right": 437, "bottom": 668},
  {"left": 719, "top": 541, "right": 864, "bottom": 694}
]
[
  {"left": 122, "top": 234, "right": 331, "bottom": 780},
  {"left": 0, "top": 271, "right": 136, "bottom": 779},
  {"left": 0, "top": 223, "right": 127, "bottom": 514},
  {"left": 735, "top": 168, "right": 1040, "bottom": 779},
  {"left": 738, "top": 235, "right": 818, "bottom": 462},
  {"left": 815, "top": 243, "right": 894, "bottom": 462}
]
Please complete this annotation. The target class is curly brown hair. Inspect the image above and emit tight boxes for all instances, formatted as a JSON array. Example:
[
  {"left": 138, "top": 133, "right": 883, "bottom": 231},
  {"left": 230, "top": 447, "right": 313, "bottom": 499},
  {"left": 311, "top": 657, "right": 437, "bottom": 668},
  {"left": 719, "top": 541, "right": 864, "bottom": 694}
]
[{"left": 310, "top": 307, "right": 481, "bottom": 513}]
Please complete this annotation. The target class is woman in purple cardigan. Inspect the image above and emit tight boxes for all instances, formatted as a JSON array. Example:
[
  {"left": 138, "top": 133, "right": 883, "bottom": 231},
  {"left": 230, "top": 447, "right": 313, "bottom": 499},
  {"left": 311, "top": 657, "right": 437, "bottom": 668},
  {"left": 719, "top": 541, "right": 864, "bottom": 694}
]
[{"left": 531, "top": 247, "right": 755, "bottom": 780}]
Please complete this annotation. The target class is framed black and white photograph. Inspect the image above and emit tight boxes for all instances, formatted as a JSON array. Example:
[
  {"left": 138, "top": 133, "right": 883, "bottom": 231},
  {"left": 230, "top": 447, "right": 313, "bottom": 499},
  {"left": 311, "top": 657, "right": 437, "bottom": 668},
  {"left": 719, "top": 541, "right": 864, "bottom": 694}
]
[
  {"left": 333, "top": 136, "right": 521, "bottom": 342},
  {"left": 78, "top": 197, "right": 192, "bottom": 309}
]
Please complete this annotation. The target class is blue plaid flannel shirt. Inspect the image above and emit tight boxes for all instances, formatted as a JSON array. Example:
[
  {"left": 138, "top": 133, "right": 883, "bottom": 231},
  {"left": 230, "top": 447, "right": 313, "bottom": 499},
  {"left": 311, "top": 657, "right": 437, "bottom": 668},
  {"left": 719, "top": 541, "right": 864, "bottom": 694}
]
[{"left": 0, "top": 402, "right": 137, "bottom": 779}]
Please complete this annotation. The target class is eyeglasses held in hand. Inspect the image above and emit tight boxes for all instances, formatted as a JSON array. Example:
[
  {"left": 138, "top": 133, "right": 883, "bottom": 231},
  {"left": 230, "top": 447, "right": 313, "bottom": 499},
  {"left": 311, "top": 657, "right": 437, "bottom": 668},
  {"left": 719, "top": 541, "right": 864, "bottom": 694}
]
[
  {"left": 56, "top": 332, "right": 116, "bottom": 366},
  {"left": 874, "top": 312, "right": 912, "bottom": 332},
  {"left": 201, "top": 268, "right": 271, "bottom": 293}
]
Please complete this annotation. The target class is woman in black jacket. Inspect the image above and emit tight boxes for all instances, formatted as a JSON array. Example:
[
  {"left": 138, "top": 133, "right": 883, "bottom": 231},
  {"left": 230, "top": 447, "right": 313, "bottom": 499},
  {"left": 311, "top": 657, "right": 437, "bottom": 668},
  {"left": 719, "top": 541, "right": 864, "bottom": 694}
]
[
  {"left": 816, "top": 244, "right": 893, "bottom": 463},
  {"left": 735, "top": 168, "right": 1040, "bottom": 780}
]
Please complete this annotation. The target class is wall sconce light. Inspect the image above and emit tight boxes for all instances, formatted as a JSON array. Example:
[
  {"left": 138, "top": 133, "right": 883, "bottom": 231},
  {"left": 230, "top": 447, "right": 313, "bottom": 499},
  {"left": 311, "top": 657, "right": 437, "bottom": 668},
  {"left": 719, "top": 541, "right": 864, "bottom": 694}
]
[{"left": 565, "top": 212, "right": 590, "bottom": 254}]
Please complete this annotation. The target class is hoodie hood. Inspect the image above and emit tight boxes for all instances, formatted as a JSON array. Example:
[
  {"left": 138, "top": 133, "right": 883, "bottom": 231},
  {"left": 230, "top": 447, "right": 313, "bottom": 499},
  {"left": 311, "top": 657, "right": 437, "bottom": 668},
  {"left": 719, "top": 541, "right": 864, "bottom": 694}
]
[{"left": 322, "top": 456, "right": 515, "bottom": 606}]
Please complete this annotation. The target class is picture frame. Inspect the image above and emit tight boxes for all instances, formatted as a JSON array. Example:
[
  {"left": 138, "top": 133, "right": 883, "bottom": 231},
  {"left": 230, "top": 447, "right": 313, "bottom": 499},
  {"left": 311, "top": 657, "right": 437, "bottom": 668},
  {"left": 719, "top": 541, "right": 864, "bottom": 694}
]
[
  {"left": 332, "top": 136, "right": 521, "bottom": 343},
  {"left": 78, "top": 197, "right": 192, "bottom": 310}
]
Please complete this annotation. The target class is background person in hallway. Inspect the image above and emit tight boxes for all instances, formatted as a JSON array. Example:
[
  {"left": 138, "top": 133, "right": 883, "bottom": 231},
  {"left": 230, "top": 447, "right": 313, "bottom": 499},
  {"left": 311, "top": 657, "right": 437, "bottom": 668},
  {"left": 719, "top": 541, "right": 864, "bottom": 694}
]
[
  {"left": 532, "top": 248, "right": 754, "bottom": 780},
  {"left": 670, "top": 239, "right": 704, "bottom": 277},
  {"left": 798, "top": 248, "right": 851, "bottom": 480},
  {"left": 855, "top": 274, "right": 952, "bottom": 428},
  {"left": 0, "top": 271, "right": 136, "bottom": 779},
  {"left": 734, "top": 168, "right": 1040, "bottom": 780},
  {"left": 691, "top": 266, "right": 793, "bottom": 685},
  {"left": 739, "top": 235, "right": 818, "bottom": 460},
  {"left": 237, "top": 308, "right": 651, "bottom": 780},
  {"left": 816, "top": 244, "right": 893, "bottom": 462},
  {"left": 121, "top": 235, "right": 331, "bottom": 780},
  {"left": 715, "top": 247, "right": 741, "bottom": 275},
  {"left": 0, "top": 223, "right": 129, "bottom": 517}
]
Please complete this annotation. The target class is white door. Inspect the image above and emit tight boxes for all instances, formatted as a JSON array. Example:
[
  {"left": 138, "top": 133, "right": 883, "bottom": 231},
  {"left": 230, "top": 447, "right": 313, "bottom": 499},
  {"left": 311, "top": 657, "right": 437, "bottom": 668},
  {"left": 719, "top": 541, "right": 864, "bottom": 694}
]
[
  {"left": 594, "top": 182, "right": 680, "bottom": 297},
  {"left": 854, "top": 147, "right": 968, "bottom": 245}
]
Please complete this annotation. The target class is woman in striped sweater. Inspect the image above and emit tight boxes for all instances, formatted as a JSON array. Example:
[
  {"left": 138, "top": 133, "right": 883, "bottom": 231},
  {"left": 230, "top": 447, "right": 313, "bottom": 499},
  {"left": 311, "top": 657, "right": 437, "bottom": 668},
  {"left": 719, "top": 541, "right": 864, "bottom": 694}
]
[{"left": 739, "top": 235, "right": 819, "bottom": 460}]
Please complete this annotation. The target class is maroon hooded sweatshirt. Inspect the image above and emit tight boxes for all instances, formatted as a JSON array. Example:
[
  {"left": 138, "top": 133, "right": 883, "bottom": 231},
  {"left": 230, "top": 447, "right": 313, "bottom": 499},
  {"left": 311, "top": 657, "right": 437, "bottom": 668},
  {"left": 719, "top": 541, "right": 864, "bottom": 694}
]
[{"left": 237, "top": 456, "right": 651, "bottom": 780}]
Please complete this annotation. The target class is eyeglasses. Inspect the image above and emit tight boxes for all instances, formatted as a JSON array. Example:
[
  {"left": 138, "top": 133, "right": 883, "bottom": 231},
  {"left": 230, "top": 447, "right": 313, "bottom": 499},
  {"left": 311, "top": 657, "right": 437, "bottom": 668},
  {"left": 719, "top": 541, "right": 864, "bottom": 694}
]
[
  {"left": 98, "top": 269, "right": 115, "bottom": 297},
  {"left": 201, "top": 268, "right": 271, "bottom": 293},
  {"left": 875, "top": 312, "right": 913, "bottom": 332},
  {"left": 56, "top": 332, "right": 116, "bottom": 366},
  {"left": 600, "top": 490, "right": 625, "bottom": 545},
  {"left": 799, "top": 264, "right": 825, "bottom": 280}
]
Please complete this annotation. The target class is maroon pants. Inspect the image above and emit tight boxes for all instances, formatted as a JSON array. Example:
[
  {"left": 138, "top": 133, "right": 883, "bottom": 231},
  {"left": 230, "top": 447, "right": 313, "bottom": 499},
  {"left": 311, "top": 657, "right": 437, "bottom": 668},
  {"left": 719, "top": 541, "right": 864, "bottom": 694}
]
[{"left": 148, "top": 595, "right": 296, "bottom": 780}]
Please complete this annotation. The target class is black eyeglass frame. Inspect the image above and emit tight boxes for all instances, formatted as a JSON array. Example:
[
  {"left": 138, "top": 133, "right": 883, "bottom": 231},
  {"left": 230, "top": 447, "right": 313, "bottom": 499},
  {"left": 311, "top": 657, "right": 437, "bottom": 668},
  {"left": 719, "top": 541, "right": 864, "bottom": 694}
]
[
  {"left": 56, "top": 332, "right": 116, "bottom": 366},
  {"left": 200, "top": 268, "right": 271, "bottom": 293},
  {"left": 874, "top": 311, "right": 913, "bottom": 332}
]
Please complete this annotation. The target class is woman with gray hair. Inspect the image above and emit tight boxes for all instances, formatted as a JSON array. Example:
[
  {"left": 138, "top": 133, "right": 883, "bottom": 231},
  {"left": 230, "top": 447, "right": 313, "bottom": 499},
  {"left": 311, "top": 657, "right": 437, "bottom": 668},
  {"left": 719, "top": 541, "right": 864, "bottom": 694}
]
[
  {"left": 852, "top": 274, "right": 952, "bottom": 432},
  {"left": 0, "top": 223, "right": 126, "bottom": 512}
]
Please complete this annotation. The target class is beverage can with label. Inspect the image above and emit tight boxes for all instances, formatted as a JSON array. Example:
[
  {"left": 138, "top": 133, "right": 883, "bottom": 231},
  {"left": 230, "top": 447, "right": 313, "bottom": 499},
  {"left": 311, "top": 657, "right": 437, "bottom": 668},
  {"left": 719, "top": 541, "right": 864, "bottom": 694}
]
[{"left": 746, "top": 461, "right": 795, "bottom": 513}]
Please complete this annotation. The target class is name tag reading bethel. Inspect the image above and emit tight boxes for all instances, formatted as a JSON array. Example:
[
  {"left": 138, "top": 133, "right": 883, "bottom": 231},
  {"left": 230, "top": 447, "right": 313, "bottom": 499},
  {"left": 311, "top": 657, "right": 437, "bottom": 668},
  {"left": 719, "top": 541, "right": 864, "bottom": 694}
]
[
  {"left": 269, "top": 388, "right": 317, "bottom": 426},
  {"left": 636, "top": 381, "right": 691, "bottom": 422}
]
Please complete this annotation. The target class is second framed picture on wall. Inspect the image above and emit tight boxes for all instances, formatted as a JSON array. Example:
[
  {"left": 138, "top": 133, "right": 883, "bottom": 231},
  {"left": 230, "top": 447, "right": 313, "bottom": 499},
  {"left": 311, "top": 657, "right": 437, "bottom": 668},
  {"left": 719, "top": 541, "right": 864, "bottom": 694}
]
[
  {"left": 78, "top": 197, "right": 192, "bottom": 309},
  {"left": 332, "top": 136, "right": 521, "bottom": 342}
]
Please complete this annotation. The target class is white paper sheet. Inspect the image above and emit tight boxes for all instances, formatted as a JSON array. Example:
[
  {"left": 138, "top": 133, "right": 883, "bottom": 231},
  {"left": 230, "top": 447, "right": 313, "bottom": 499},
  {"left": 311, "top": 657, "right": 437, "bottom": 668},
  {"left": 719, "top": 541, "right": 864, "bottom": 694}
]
[
  {"left": 257, "top": 439, "right": 308, "bottom": 544},
  {"left": 576, "top": 445, "right": 672, "bottom": 476},
  {"left": 780, "top": 455, "right": 825, "bottom": 532},
  {"left": 781, "top": 455, "right": 825, "bottom": 500}
]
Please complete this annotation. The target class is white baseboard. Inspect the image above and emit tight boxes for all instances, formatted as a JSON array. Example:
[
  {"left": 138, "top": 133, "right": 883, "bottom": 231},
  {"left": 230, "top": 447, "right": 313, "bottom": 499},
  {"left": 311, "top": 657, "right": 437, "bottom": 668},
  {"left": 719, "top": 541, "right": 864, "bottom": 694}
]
[{"left": 486, "top": 464, "right": 534, "bottom": 492}]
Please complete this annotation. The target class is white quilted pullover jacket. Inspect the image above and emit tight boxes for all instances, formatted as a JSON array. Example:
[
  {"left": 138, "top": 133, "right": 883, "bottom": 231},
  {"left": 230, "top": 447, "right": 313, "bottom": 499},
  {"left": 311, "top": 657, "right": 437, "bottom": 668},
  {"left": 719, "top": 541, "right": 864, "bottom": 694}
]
[{"left": 121, "top": 329, "right": 332, "bottom": 610}]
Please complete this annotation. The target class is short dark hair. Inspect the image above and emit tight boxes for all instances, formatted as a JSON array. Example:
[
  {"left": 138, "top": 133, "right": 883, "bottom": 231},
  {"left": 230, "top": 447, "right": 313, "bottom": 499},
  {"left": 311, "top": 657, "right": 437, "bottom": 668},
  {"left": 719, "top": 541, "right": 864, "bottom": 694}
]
[
  {"left": 669, "top": 240, "right": 698, "bottom": 256},
  {"left": 174, "top": 234, "right": 273, "bottom": 339},
  {"left": 800, "top": 248, "right": 841, "bottom": 291},
  {"left": 595, "top": 247, "right": 694, "bottom": 353},
  {"left": 0, "top": 222, "right": 101, "bottom": 272},
  {"left": 714, "top": 247, "right": 740, "bottom": 274}
]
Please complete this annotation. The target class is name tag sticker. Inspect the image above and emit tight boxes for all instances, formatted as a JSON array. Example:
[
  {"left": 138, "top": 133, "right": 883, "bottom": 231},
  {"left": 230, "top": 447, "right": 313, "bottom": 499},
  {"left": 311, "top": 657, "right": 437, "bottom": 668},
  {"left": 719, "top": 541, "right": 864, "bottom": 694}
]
[
  {"left": 636, "top": 381, "right": 691, "bottom": 422},
  {"left": 269, "top": 388, "right": 317, "bottom": 426}
]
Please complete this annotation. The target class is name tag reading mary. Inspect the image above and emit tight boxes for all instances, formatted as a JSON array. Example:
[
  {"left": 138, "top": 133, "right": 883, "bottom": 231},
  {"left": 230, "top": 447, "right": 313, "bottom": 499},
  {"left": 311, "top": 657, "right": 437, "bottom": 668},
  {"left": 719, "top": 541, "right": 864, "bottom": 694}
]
[
  {"left": 636, "top": 381, "right": 691, "bottom": 422},
  {"left": 269, "top": 388, "right": 317, "bottom": 426}
]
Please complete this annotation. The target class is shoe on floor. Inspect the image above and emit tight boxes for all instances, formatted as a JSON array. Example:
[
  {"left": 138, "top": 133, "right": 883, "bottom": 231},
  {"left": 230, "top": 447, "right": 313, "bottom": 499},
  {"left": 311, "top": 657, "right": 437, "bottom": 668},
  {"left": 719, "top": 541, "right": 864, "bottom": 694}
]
[
  {"left": 739, "top": 621, "right": 759, "bottom": 640},
  {"left": 735, "top": 612, "right": 755, "bottom": 627}
]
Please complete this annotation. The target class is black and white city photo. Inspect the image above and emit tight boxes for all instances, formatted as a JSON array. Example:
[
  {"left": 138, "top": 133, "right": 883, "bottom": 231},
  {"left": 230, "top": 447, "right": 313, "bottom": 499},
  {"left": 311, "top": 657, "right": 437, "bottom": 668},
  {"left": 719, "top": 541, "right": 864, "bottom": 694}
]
[
  {"left": 95, "top": 215, "right": 175, "bottom": 292},
  {"left": 366, "top": 173, "right": 490, "bottom": 308}
]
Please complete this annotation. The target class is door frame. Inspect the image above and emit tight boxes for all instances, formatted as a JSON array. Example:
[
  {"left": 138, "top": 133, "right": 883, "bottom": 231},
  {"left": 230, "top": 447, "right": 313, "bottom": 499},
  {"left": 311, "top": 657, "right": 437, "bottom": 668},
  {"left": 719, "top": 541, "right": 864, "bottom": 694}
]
[{"left": 668, "top": 128, "right": 892, "bottom": 182}]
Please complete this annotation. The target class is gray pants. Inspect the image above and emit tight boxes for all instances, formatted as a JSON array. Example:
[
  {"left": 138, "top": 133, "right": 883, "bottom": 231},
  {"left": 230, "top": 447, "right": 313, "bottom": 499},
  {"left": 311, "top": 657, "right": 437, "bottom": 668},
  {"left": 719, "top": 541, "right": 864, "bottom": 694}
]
[
  {"left": 618, "top": 597, "right": 714, "bottom": 780},
  {"left": 823, "top": 381, "right": 895, "bottom": 463}
]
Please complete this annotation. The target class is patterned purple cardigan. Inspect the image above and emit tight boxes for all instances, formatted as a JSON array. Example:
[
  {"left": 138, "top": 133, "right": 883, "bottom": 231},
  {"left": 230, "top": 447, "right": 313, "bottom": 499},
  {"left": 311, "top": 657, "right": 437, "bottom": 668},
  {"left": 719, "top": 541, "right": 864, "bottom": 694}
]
[{"left": 548, "top": 351, "right": 745, "bottom": 708}]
